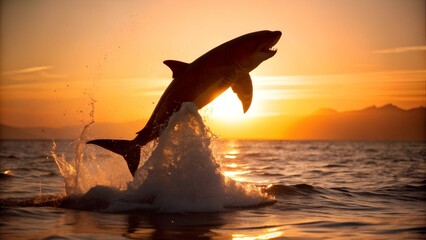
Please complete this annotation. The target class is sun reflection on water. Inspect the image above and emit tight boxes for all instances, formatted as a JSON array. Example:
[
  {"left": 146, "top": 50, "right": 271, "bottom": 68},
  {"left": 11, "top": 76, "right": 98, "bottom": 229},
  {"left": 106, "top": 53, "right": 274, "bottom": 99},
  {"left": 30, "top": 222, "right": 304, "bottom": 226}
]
[
  {"left": 223, "top": 170, "right": 250, "bottom": 182},
  {"left": 225, "top": 154, "right": 237, "bottom": 159},
  {"left": 232, "top": 228, "right": 284, "bottom": 240},
  {"left": 228, "top": 163, "right": 238, "bottom": 168},
  {"left": 219, "top": 141, "right": 251, "bottom": 182}
]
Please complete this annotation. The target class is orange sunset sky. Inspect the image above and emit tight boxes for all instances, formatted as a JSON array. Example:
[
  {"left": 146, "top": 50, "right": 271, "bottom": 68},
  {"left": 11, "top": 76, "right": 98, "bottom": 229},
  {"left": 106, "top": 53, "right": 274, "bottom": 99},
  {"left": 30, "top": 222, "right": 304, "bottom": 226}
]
[{"left": 1, "top": 0, "right": 425, "bottom": 139}]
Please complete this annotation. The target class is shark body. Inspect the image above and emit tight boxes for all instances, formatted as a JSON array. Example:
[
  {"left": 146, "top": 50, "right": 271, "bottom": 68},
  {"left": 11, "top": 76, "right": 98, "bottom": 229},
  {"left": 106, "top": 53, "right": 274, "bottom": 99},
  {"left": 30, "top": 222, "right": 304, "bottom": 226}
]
[{"left": 87, "top": 30, "right": 282, "bottom": 176}]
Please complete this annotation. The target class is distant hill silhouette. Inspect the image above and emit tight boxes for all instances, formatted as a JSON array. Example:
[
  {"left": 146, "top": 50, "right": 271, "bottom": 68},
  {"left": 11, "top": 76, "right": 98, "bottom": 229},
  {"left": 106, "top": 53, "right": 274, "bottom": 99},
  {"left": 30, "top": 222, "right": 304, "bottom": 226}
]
[
  {"left": 0, "top": 124, "right": 80, "bottom": 140},
  {"left": 285, "top": 104, "right": 425, "bottom": 141},
  {"left": 0, "top": 121, "right": 145, "bottom": 140},
  {"left": 1, "top": 104, "right": 425, "bottom": 141}
]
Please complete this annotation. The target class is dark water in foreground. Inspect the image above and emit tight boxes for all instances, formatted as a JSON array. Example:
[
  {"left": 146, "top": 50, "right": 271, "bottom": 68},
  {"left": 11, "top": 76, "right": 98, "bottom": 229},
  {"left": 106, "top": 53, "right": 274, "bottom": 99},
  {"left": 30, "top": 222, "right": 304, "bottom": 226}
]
[{"left": 1, "top": 107, "right": 425, "bottom": 239}]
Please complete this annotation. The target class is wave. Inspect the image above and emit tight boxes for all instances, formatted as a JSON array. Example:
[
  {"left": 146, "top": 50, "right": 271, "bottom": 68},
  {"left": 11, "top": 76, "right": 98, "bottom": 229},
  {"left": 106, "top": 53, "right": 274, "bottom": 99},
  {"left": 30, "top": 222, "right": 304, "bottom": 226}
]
[
  {"left": 264, "top": 182, "right": 426, "bottom": 200},
  {"left": 0, "top": 154, "right": 18, "bottom": 159},
  {"left": 264, "top": 184, "right": 323, "bottom": 196},
  {"left": 0, "top": 171, "right": 14, "bottom": 179},
  {"left": 374, "top": 184, "right": 426, "bottom": 201},
  {"left": 0, "top": 195, "right": 64, "bottom": 208}
]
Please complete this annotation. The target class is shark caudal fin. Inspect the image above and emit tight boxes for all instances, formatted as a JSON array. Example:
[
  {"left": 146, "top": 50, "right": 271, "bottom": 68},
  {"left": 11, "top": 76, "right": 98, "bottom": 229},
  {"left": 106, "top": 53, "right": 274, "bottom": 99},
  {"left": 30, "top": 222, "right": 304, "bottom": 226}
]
[{"left": 86, "top": 139, "right": 141, "bottom": 177}]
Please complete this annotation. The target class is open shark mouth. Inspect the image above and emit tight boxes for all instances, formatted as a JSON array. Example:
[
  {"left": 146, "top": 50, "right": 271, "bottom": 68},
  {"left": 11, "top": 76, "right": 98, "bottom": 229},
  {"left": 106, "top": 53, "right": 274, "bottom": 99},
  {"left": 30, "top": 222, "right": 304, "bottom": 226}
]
[{"left": 261, "top": 43, "right": 278, "bottom": 55}]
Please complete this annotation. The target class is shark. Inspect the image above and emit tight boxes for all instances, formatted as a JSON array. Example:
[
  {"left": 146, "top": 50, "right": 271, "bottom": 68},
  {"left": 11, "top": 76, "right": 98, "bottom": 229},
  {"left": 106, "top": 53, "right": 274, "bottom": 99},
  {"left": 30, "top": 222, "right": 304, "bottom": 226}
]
[{"left": 87, "top": 30, "right": 282, "bottom": 176}]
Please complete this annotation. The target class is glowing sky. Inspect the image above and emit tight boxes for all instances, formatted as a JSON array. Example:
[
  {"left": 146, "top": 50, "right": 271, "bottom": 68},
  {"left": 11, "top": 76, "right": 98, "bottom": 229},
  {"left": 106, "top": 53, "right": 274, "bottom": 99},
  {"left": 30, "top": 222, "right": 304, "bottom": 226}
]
[{"left": 1, "top": 0, "right": 425, "bottom": 138}]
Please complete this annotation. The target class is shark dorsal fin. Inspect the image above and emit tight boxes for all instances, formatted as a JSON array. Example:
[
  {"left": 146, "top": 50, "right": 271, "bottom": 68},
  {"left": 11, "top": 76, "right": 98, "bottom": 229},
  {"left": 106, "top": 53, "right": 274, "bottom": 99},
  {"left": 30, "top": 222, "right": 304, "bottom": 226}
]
[
  {"left": 163, "top": 60, "right": 189, "bottom": 78},
  {"left": 232, "top": 74, "right": 253, "bottom": 113}
]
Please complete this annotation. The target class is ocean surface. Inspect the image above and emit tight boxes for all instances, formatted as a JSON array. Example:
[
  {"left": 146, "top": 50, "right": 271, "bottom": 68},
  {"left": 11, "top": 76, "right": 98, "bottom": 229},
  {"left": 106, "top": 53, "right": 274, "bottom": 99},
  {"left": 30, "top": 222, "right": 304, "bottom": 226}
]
[{"left": 1, "top": 104, "right": 425, "bottom": 239}]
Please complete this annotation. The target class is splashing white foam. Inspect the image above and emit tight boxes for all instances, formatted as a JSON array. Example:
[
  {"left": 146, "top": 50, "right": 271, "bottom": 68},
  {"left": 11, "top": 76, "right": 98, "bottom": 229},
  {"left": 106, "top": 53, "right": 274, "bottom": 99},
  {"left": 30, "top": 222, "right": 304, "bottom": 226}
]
[
  {"left": 52, "top": 102, "right": 274, "bottom": 212},
  {"left": 51, "top": 98, "right": 132, "bottom": 195},
  {"left": 119, "top": 102, "right": 273, "bottom": 212}
]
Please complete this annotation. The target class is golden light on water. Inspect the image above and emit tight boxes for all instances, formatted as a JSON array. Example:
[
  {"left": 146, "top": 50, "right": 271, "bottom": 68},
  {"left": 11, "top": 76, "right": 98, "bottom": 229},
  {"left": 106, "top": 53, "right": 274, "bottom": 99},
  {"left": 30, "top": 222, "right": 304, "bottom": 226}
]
[
  {"left": 227, "top": 163, "right": 238, "bottom": 168},
  {"left": 220, "top": 141, "right": 248, "bottom": 181},
  {"left": 232, "top": 228, "right": 284, "bottom": 240},
  {"left": 218, "top": 141, "right": 276, "bottom": 185},
  {"left": 223, "top": 170, "right": 250, "bottom": 182}
]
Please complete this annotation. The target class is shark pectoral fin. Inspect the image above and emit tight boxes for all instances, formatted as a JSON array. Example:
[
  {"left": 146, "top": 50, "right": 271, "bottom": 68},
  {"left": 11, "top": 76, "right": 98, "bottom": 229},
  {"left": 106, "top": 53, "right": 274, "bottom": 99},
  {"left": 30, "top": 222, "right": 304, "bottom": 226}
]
[
  {"left": 232, "top": 74, "right": 253, "bottom": 113},
  {"left": 163, "top": 60, "right": 190, "bottom": 78}
]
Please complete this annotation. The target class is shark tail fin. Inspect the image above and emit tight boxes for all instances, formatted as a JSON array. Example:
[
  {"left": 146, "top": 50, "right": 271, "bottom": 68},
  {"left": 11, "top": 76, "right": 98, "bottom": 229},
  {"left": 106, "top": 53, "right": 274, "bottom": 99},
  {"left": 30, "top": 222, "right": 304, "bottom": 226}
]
[{"left": 86, "top": 139, "right": 141, "bottom": 177}]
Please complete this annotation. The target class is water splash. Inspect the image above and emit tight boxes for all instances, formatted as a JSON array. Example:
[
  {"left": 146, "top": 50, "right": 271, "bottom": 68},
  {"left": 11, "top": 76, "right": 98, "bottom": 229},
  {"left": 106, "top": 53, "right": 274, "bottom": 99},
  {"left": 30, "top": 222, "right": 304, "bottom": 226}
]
[
  {"left": 52, "top": 102, "right": 274, "bottom": 212},
  {"left": 51, "top": 99, "right": 96, "bottom": 195},
  {"left": 121, "top": 102, "right": 273, "bottom": 212}
]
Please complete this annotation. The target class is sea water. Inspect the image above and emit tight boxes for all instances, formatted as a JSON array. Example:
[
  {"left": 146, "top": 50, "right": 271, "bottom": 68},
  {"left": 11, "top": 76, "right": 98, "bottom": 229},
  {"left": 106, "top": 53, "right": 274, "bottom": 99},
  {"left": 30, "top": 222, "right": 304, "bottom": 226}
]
[{"left": 1, "top": 103, "right": 425, "bottom": 239}]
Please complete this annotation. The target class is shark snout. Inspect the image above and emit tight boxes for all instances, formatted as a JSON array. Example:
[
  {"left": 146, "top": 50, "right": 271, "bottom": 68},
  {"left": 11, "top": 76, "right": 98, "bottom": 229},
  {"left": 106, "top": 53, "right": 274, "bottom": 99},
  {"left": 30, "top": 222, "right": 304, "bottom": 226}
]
[
  {"left": 271, "top": 31, "right": 282, "bottom": 39},
  {"left": 269, "top": 31, "right": 282, "bottom": 48}
]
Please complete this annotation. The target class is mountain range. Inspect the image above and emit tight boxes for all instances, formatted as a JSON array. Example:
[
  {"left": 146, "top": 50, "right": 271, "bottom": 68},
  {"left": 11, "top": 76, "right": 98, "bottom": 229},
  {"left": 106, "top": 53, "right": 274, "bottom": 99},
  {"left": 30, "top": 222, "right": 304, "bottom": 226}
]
[
  {"left": 1, "top": 104, "right": 425, "bottom": 141},
  {"left": 0, "top": 121, "right": 144, "bottom": 141},
  {"left": 285, "top": 104, "right": 425, "bottom": 141}
]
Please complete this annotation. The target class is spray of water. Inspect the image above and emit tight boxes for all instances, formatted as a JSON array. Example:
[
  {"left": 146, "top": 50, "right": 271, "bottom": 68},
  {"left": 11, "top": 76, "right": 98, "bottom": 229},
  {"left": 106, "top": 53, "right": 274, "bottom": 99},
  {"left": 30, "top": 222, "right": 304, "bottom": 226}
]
[
  {"left": 51, "top": 98, "right": 133, "bottom": 195},
  {"left": 51, "top": 99, "right": 96, "bottom": 195},
  {"left": 52, "top": 102, "right": 274, "bottom": 212}
]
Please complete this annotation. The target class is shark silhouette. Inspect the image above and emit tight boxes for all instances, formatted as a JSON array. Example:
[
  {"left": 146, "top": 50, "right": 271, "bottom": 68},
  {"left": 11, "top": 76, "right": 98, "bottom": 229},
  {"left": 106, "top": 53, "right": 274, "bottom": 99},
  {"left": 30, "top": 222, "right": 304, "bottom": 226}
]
[{"left": 87, "top": 30, "right": 282, "bottom": 176}]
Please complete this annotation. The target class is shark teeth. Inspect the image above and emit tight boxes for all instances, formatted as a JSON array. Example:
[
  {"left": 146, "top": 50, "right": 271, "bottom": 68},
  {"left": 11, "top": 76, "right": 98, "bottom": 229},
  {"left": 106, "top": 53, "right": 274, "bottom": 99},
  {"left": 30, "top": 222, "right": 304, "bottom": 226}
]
[{"left": 262, "top": 47, "right": 277, "bottom": 53}]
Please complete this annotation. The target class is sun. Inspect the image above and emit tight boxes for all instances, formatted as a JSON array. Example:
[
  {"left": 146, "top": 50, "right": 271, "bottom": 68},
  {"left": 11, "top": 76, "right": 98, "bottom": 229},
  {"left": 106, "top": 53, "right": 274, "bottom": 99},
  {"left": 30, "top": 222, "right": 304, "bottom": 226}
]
[{"left": 203, "top": 89, "right": 249, "bottom": 122}]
